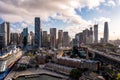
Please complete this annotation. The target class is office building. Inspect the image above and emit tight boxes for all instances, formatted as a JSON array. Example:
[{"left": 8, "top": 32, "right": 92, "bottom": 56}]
[
  {"left": 42, "top": 31, "right": 48, "bottom": 47},
  {"left": 58, "top": 30, "right": 63, "bottom": 48},
  {"left": 29, "top": 31, "right": 34, "bottom": 45},
  {"left": 72, "top": 38, "right": 77, "bottom": 47},
  {"left": 50, "top": 28, "right": 56, "bottom": 48},
  {"left": 21, "top": 27, "right": 28, "bottom": 47},
  {"left": 63, "top": 32, "right": 69, "bottom": 47},
  {"left": 94, "top": 24, "right": 98, "bottom": 43},
  {"left": 47, "top": 34, "right": 50, "bottom": 48},
  {"left": 10, "top": 33, "right": 19, "bottom": 44},
  {"left": 87, "top": 27, "right": 93, "bottom": 44},
  {"left": 104, "top": 22, "right": 109, "bottom": 43},
  {"left": 0, "top": 33, "right": 4, "bottom": 50},
  {"left": 0, "top": 22, "right": 10, "bottom": 47},
  {"left": 35, "top": 17, "right": 42, "bottom": 48},
  {"left": 18, "top": 33, "right": 23, "bottom": 44}
]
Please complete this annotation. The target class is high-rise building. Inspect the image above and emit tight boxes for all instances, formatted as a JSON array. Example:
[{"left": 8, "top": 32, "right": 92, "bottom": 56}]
[
  {"left": 104, "top": 22, "right": 109, "bottom": 43},
  {"left": 18, "top": 33, "right": 23, "bottom": 44},
  {"left": 79, "top": 33, "right": 83, "bottom": 44},
  {"left": 88, "top": 27, "right": 93, "bottom": 44},
  {"left": 0, "top": 22, "right": 10, "bottom": 47},
  {"left": 6, "top": 22, "right": 10, "bottom": 45},
  {"left": 94, "top": 24, "right": 98, "bottom": 43},
  {"left": 63, "top": 32, "right": 69, "bottom": 47},
  {"left": 82, "top": 30, "right": 86, "bottom": 44},
  {"left": 47, "top": 34, "right": 50, "bottom": 48},
  {"left": 10, "top": 33, "right": 19, "bottom": 44},
  {"left": 72, "top": 38, "right": 77, "bottom": 47},
  {"left": 29, "top": 31, "right": 34, "bottom": 46},
  {"left": 0, "top": 33, "right": 4, "bottom": 50},
  {"left": 75, "top": 33, "right": 80, "bottom": 47},
  {"left": 22, "top": 27, "right": 28, "bottom": 38},
  {"left": 21, "top": 27, "right": 28, "bottom": 47},
  {"left": 58, "top": 30, "right": 63, "bottom": 48},
  {"left": 42, "top": 31, "right": 48, "bottom": 47},
  {"left": 50, "top": 28, "right": 56, "bottom": 48},
  {"left": 35, "top": 17, "right": 42, "bottom": 48}
]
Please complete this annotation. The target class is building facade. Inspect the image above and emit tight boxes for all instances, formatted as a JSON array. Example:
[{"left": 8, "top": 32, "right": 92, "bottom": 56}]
[
  {"left": 104, "top": 22, "right": 109, "bottom": 43},
  {"left": 29, "top": 31, "right": 34, "bottom": 46},
  {"left": 58, "top": 30, "right": 63, "bottom": 48},
  {"left": 94, "top": 24, "right": 98, "bottom": 44},
  {"left": 63, "top": 32, "right": 69, "bottom": 47},
  {"left": 42, "top": 31, "right": 48, "bottom": 47},
  {"left": 10, "top": 33, "right": 19, "bottom": 44},
  {"left": 50, "top": 28, "right": 56, "bottom": 48},
  {"left": 0, "top": 22, "right": 10, "bottom": 47},
  {"left": 35, "top": 17, "right": 42, "bottom": 48}
]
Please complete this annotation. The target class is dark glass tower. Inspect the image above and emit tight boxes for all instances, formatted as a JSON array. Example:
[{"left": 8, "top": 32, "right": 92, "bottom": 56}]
[
  {"left": 94, "top": 24, "right": 98, "bottom": 43},
  {"left": 104, "top": 22, "right": 109, "bottom": 43},
  {"left": 35, "top": 17, "right": 41, "bottom": 48}
]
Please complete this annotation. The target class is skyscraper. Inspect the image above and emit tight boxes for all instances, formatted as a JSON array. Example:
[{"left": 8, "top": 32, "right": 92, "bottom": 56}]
[
  {"left": 63, "top": 32, "right": 69, "bottom": 47},
  {"left": 89, "top": 27, "right": 93, "bottom": 44},
  {"left": 0, "top": 22, "right": 10, "bottom": 47},
  {"left": 104, "top": 22, "right": 109, "bottom": 43},
  {"left": 58, "top": 30, "right": 63, "bottom": 48},
  {"left": 6, "top": 22, "right": 10, "bottom": 45},
  {"left": 50, "top": 28, "right": 56, "bottom": 48},
  {"left": 22, "top": 27, "right": 28, "bottom": 47},
  {"left": 29, "top": 31, "right": 34, "bottom": 46},
  {"left": 35, "top": 17, "right": 42, "bottom": 48},
  {"left": 42, "top": 31, "right": 48, "bottom": 47},
  {"left": 94, "top": 24, "right": 98, "bottom": 43},
  {"left": 10, "top": 33, "right": 19, "bottom": 44}
]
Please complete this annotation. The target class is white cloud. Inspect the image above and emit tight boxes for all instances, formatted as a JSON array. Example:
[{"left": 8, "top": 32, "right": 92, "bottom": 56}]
[
  {"left": 21, "top": 22, "right": 28, "bottom": 28},
  {"left": 10, "top": 27, "right": 22, "bottom": 33},
  {"left": 93, "top": 17, "right": 111, "bottom": 24},
  {"left": 0, "top": 0, "right": 105, "bottom": 24},
  {"left": 105, "top": 0, "right": 116, "bottom": 7},
  {"left": 81, "top": 0, "right": 105, "bottom": 9},
  {"left": 0, "top": 0, "right": 110, "bottom": 38}
]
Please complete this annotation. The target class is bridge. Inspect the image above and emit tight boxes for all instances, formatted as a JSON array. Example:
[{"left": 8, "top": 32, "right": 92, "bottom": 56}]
[{"left": 88, "top": 48, "right": 120, "bottom": 70}]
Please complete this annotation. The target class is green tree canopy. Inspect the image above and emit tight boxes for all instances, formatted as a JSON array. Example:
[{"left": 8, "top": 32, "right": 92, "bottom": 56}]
[
  {"left": 116, "top": 73, "right": 120, "bottom": 80},
  {"left": 70, "top": 69, "right": 82, "bottom": 79}
]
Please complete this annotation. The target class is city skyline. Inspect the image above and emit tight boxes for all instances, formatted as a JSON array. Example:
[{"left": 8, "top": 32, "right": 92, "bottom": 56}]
[{"left": 0, "top": 0, "right": 120, "bottom": 40}]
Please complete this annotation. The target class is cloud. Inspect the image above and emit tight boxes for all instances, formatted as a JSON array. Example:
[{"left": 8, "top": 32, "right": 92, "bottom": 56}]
[
  {"left": 105, "top": 0, "right": 116, "bottom": 7},
  {"left": 0, "top": 0, "right": 113, "bottom": 39},
  {"left": 81, "top": 0, "right": 105, "bottom": 9},
  {"left": 0, "top": 0, "right": 105, "bottom": 24},
  {"left": 93, "top": 17, "right": 111, "bottom": 24}
]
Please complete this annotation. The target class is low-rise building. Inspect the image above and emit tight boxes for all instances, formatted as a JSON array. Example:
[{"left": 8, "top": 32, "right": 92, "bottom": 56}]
[
  {"left": 55, "top": 57, "right": 100, "bottom": 71},
  {"left": 45, "top": 63, "right": 73, "bottom": 75}
]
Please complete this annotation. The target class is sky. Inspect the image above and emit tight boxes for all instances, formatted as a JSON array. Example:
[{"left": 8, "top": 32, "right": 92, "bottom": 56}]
[{"left": 0, "top": 0, "right": 120, "bottom": 40}]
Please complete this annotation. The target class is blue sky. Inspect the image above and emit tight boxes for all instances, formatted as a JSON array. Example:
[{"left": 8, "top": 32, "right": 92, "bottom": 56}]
[{"left": 0, "top": 0, "right": 120, "bottom": 40}]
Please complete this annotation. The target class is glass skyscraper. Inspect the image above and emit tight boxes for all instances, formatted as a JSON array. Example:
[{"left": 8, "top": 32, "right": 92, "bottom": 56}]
[
  {"left": 104, "top": 22, "right": 109, "bottom": 43},
  {"left": 35, "top": 17, "right": 41, "bottom": 48},
  {"left": 94, "top": 24, "right": 98, "bottom": 44}
]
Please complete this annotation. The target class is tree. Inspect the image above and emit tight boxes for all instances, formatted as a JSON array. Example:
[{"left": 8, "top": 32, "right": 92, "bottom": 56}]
[
  {"left": 70, "top": 69, "right": 82, "bottom": 79},
  {"left": 72, "top": 46, "right": 79, "bottom": 54},
  {"left": 116, "top": 73, "right": 120, "bottom": 80}
]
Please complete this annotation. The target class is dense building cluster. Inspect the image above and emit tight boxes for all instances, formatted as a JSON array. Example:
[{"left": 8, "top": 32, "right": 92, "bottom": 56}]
[
  {"left": 0, "top": 17, "right": 70, "bottom": 50},
  {"left": 73, "top": 22, "right": 109, "bottom": 46}
]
